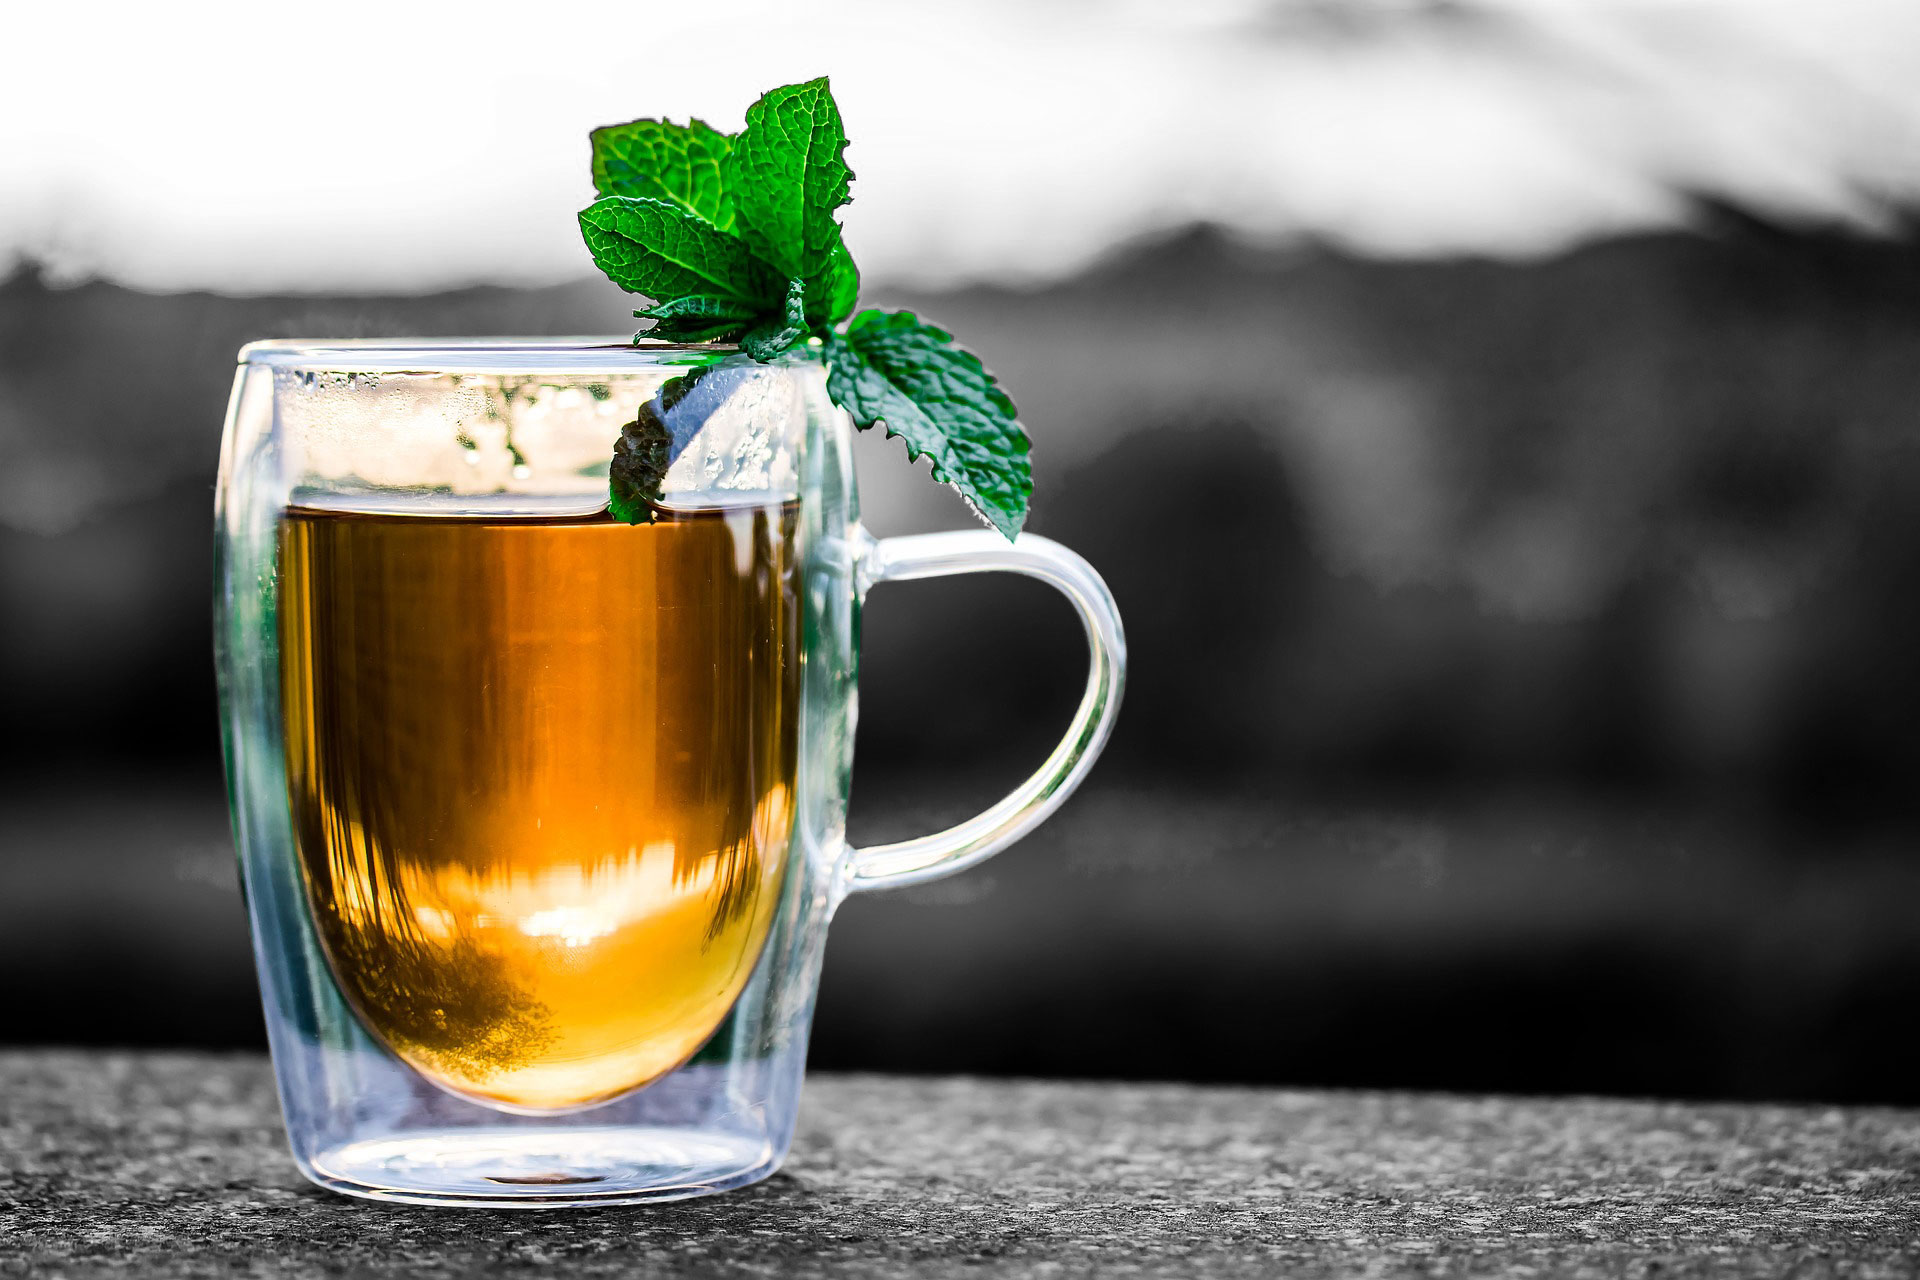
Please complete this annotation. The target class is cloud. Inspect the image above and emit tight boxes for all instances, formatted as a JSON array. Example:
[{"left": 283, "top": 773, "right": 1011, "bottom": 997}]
[{"left": 3, "top": 0, "right": 1917, "bottom": 292}]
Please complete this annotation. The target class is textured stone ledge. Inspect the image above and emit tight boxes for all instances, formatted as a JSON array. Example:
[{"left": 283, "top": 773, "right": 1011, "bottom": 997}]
[{"left": 3, "top": 1051, "right": 1917, "bottom": 1277}]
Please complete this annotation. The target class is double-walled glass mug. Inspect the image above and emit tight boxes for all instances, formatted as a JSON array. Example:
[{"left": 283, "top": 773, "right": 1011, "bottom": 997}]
[{"left": 213, "top": 340, "right": 1124, "bottom": 1207}]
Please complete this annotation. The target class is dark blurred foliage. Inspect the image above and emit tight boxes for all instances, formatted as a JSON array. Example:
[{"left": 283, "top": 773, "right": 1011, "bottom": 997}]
[{"left": 4, "top": 208, "right": 1919, "bottom": 1102}]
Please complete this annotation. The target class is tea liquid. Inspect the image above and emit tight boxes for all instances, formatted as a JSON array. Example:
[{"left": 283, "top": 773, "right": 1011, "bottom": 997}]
[{"left": 278, "top": 503, "right": 799, "bottom": 1111}]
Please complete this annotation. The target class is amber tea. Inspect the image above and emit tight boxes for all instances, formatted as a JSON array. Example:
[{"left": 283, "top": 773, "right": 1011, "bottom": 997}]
[{"left": 278, "top": 502, "right": 800, "bottom": 1111}]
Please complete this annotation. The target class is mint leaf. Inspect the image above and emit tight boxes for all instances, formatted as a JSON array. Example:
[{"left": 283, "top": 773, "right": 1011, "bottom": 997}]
[
  {"left": 608, "top": 365, "right": 763, "bottom": 522},
  {"left": 635, "top": 294, "right": 758, "bottom": 344},
  {"left": 582, "top": 84, "right": 1044, "bottom": 533},
  {"left": 608, "top": 397, "right": 675, "bottom": 523},
  {"left": 658, "top": 365, "right": 712, "bottom": 414},
  {"left": 740, "top": 279, "right": 808, "bottom": 361},
  {"left": 579, "top": 196, "right": 777, "bottom": 306},
  {"left": 643, "top": 317, "right": 751, "bottom": 344},
  {"left": 825, "top": 310, "right": 1032, "bottom": 539},
  {"left": 806, "top": 240, "right": 860, "bottom": 329},
  {"left": 590, "top": 119, "right": 736, "bottom": 230},
  {"left": 582, "top": 83, "right": 863, "bottom": 355},
  {"left": 728, "top": 78, "right": 852, "bottom": 284}
]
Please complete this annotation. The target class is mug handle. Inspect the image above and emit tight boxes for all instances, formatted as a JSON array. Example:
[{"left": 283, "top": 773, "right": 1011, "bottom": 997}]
[{"left": 844, "top": 529, "right": 1127, "bottom": 892}]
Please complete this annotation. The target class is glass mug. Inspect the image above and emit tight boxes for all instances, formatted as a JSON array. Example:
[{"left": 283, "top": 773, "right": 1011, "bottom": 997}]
[{"left": 213, "top": 340, "right": 1124, "bottom": 1207}]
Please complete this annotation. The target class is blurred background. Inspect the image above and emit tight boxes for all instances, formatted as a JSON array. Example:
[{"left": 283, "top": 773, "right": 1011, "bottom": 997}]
[{"left": 5, "top": 0, "right": 1920, "bottom": 1104}]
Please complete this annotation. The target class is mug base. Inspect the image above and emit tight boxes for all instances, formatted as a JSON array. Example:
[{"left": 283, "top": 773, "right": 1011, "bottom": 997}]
[{"left": 300, "top": 1125, "right": 779, "bottom": 1208}]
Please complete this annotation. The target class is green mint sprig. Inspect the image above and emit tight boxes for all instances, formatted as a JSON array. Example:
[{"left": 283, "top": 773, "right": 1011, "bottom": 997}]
[{"left": 578, "top": 77, "right": 1032, "bottom": 539}]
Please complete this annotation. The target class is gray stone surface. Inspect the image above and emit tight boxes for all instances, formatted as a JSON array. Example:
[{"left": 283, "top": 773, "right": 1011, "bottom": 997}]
[{"left": 2, "top": 1052, "right": 1917, "bottom": 1278}]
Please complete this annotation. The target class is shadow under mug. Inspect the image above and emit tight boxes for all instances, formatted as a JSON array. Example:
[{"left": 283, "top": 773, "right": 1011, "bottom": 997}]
[{"left": 213, "top": 340, "right": 1125, "bottom": 1206}]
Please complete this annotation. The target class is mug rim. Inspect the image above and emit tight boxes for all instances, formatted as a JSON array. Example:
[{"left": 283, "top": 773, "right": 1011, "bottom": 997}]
[{"left": 238, "top": 337, "right": 743, "bottom": 375}]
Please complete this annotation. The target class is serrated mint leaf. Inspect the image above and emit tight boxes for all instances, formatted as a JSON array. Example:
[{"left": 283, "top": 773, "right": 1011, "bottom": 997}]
[
  {"left": 579, "top": 196, "right": 778, "bottom": 306},
  {"left": 643, "top": 315, "right": 752, "bottom": 344},
  {"left": 805, "top": 240, "right": 860, "bottom": 329},
  {"left": 635, "top": 294, "right": 759, "bottom": 344},
  {"left": 740, "top": 278, "right": 808, "bottom": 361},
  {"left": 636, "top": 294, "right": 759, "bottom": 323},
  {"left": 658, "top": 364, "right": 712, "bottom": 414},
  {"left": 825, "top": 310, "right": 1032, "bottom": 540},
  {"left": 581, "top": 84, "right": 1042, "bottom": 534},
  {"left": 608, "top": 365, "right": 767, "bottom": 521},
  {"left": 608, "top": 398, "right": 674, "bottom": 524},
  {"left": 590, "top": 118, "right": 736, "bottom": 230},
  {"left": 728, "top": 78, "right": 853, "bottom": 285}
]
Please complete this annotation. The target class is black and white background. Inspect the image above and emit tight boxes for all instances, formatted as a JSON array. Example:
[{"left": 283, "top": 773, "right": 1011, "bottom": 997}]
[{"left": 4, "top": 0, "right": 1919, "bottom": 1106}]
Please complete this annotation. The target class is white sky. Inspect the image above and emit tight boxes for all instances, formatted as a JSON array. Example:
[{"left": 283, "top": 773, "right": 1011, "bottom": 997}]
[{"left": 4, "top": 0, "right": 1919, "bottom": 293}]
